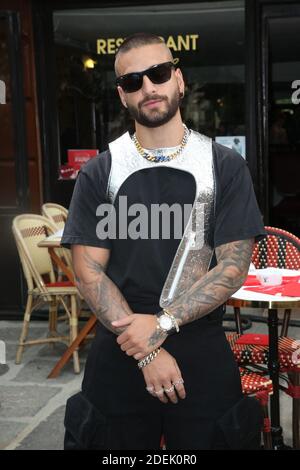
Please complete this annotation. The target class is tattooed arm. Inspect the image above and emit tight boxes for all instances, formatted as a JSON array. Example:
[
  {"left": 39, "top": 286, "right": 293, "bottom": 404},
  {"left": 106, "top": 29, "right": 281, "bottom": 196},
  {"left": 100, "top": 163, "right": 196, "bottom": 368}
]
[
  {"left": 114, "top": 238, "right": 253, "bottom": 359},
  {"left": 163, "top": 238, "right": 254, "bottom": 327},
  {"left": 71, "top": 245, "right": 133, "bottom": 334},
  {"left": 72, "top": 244, "right": 185, "bottom": 401}
]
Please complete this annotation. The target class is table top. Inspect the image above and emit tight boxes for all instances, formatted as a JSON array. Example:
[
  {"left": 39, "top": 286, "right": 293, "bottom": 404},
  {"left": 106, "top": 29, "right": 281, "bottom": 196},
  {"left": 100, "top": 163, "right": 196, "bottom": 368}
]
[
  {"left": 229, "top": 269, "right": 300, "bottom": 308},
  {"left": 37, "top": 229, "right": 63, "bottom": 248},
  {"left": 230, "top": 287, "right": 300, "bottom": 309}
]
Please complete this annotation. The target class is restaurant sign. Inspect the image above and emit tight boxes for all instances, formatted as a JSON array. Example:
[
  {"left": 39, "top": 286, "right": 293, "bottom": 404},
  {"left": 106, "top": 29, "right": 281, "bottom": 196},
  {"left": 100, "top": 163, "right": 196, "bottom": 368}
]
[
  {"left": 96, "top": 34, "right": 199, "bottom": 55},
  {"left": 59, "top": 149, "right": 99, "bottom": 180}
]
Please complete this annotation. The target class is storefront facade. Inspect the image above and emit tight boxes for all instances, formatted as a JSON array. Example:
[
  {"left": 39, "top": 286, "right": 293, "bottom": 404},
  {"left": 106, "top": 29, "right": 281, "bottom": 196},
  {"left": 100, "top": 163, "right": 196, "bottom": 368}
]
[{"left": 1, "top": 0, "right": 300, "bottom": 312}]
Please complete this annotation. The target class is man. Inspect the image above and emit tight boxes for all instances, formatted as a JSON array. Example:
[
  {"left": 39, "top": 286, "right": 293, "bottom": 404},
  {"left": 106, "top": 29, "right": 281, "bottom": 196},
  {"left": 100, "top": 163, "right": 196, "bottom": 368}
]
[{"left": 62, "top": 33, "right": 265, "bottom": 450}]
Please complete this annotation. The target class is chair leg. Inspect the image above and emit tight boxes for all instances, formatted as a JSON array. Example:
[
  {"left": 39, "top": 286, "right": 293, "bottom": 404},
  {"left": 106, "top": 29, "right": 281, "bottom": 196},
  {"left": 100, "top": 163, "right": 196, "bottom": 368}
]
[
  {"left": 70, "top": 295, "right": 80, "bottom": 374},
  {"left": 255, "top": 391, "right": 273, "bottom": 450},
  {"left": 48, "top": 298, "right": 58, "bottom": 337},
  {"left": 160, "top": 435, "right": 166, "bottom": 449},
  {"left": 281, "top": 309, "right": 291, "bottom": 337},
  {"left": 16, "top": 293, "right": 33, "bottom": 364},
  {"left": 261, "top": 404, "right": 273, "bottom": 450},
  {"left": 234, "top": 307, "right": 243, "bottom": 335},
  {"left": 288, "top": 371, "right": 300, "bottom": 449}
]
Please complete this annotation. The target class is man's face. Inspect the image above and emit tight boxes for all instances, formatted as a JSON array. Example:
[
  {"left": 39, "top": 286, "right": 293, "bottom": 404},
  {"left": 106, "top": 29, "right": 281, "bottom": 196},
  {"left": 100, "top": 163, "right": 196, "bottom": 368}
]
[{"left": 116, "top": 44, "right": 184, "bottom": 128}]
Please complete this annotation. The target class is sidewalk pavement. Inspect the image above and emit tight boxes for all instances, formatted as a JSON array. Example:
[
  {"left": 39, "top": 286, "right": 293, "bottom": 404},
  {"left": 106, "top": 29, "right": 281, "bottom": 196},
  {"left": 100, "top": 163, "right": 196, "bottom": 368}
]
[
  {"left": 0, "top": 311, "right": 299, "bottom": 449},
  {"left": 0, "top": 319, "right": 86, "bottom": 450}
]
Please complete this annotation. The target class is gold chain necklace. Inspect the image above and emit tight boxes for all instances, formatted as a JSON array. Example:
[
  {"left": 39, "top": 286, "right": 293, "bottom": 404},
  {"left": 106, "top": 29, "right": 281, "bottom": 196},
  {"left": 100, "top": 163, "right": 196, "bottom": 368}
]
[{"left": 132, "top": 125, "right": 189, "bottom": 163}]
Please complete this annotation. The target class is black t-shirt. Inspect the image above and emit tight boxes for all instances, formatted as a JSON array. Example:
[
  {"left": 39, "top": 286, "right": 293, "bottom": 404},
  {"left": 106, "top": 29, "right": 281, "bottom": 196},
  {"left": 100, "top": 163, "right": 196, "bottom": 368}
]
[{"left": 62, "top": 140, "right": 265, "bottom": 315}]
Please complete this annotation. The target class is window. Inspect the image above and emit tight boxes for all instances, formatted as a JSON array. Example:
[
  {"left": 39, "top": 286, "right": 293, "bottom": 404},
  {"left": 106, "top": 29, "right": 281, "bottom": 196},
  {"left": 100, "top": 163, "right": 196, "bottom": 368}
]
[
  {"left": 53, "top": 1, "right": 245, "bottom": 176},
  {"left": 0, "top": 15, "right": 17, "bottom": 206}
]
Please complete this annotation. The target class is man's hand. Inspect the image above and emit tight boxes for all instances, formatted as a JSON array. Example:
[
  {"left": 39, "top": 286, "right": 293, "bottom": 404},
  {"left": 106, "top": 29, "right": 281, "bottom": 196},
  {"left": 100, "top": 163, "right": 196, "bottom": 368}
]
[
  {"left": 112, "top": 314, "right": 167, "bottom": 360},
  {"left": 141, "top": 348, "right": 186, "bottom": 404}
]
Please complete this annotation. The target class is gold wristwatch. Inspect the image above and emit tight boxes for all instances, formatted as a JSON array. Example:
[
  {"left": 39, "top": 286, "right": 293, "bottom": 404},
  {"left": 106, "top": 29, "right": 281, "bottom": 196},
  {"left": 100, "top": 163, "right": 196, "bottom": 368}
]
[{"left": 156, "top": 309, "right": 179, "bottom": 335}]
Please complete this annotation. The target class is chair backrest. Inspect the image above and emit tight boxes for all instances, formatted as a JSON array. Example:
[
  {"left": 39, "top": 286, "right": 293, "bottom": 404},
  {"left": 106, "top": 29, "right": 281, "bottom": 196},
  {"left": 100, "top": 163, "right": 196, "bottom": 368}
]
[
  {"left": 42, "top": 203, "right": 73, "bottom": 268},
  {"left": 252, "top": 226, "right": 300, "bottom": 269},
  {"left": 12, "top": 214, "right": 58, "bottom": 292},
  {"left": 42, "top": 203, "right": 68, "bottom": 230}
]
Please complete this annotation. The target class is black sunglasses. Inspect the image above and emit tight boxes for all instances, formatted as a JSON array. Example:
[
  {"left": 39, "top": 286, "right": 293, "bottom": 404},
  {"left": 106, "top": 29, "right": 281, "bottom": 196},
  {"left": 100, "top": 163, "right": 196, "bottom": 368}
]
[{"left": 116, "top": 61, "right": 175, "bottom": 93}]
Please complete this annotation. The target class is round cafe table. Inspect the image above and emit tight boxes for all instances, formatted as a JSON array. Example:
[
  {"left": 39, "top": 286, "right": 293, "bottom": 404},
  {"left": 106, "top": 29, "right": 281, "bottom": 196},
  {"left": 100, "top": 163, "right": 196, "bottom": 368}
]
[{"left": 227, "top": 287, "right": 300, "bottom": 449}]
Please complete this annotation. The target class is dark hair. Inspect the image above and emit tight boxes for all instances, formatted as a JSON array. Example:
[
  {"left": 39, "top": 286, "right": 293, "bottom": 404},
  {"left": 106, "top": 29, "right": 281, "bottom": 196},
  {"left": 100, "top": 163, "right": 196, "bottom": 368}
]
[{"left": 116, "top": 32, "right": 164, "bottom": 56}]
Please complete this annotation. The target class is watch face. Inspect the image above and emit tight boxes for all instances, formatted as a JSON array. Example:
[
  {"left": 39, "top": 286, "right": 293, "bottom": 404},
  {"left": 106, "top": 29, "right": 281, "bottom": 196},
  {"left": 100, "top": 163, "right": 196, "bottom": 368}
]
[{"left": 160, "top": 315, "right": 173, "bottom": 330}]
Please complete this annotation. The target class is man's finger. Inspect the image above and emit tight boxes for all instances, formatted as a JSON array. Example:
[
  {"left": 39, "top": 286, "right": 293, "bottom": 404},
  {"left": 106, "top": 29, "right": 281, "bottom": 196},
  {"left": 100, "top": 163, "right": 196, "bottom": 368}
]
[
  {"left": 145, "top": 382, "right": 156, "bottom": 397},
  {"left": 163, "top": 382, "right": 178, "bottom": 404},
  {"left": 125, "top": 347, "right": 140, "bottom": 356},
  {"left": 173, "top": 376, "right": 186, "bottom": 399},
  {"left": 154, "top": 386, "right": 168, "bottom": 404},
  {"left": 173, "top": 362, "right": 186, "bottom": 396},
  {"left": 116, "top": 331, "right": 130, "bottom": 345},
  {"left": 133, "top": 352, "right": 144, "bottom": 360},
  {"left": 120, "top": 340, "right": 133, "bottom": 351}
]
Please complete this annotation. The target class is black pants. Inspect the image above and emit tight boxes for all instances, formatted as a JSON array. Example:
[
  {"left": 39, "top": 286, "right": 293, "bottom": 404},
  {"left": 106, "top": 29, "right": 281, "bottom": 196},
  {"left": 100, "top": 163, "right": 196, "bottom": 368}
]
[
  {"left": 64, "top": 321, "right": 262, "bottom": 450},
  {"left": 64, "top": 391, "right": 262, "bottom": 450}
]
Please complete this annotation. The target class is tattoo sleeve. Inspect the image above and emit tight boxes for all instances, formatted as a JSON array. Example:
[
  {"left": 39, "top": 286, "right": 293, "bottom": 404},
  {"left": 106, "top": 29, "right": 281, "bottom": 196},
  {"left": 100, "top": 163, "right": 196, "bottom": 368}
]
[
  {"left": 74, "top": 250, "right": 132, "bottom": 335},
  {"left": 164, "top": 238, "right": 254, "bottom": 326}
]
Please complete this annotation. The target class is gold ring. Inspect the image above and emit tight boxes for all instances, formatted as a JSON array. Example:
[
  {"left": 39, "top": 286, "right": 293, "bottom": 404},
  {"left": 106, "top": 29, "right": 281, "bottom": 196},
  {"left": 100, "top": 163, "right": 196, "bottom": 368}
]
[
  {"left": 173, "top": 379, "right": 184, "bottom": 387},
  {"left": 164, "top": 386, "right": 175, "bottom": 393}
]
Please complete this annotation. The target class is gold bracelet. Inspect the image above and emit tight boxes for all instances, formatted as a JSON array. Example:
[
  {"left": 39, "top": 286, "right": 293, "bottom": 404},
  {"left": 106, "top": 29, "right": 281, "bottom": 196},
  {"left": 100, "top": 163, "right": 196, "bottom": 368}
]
[{"left": 137, "top": 348, "right": 161, "bottom": 369}]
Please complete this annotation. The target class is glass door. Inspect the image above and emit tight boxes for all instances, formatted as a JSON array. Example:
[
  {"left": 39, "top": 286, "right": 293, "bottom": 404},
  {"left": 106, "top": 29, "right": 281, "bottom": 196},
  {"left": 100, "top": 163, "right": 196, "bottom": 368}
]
[{"left": 262, "top": 4, "right": 300, "bottom": 236}]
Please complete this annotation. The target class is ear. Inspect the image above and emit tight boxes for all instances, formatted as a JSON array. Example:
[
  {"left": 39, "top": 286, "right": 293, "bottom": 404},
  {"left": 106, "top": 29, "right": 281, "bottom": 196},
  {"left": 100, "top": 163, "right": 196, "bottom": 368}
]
[
  {"left": 117, "top": 85, "right": 128, "bottom": 108},
  {"left": 175, "top": 68, "right": 185, "bottom": 98}
]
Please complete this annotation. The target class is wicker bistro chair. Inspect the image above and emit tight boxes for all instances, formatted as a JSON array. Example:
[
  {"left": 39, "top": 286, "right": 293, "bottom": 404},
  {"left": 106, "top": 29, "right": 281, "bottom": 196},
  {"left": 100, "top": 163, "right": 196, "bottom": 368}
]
[
  {"left": 227, "top": 226, "right": 300, "bottom": 448},
  {"left": 42, "top": 202, "right": 92, "bottom": 324},
  {"left": 41, "top": 203, "right": 68, "bottom": 230},
  {"left": 12, "top": 214, "right": 81, "bottom": 373},
  {"left": 41, "top": 203, "right": 72, "bottom": 270}
]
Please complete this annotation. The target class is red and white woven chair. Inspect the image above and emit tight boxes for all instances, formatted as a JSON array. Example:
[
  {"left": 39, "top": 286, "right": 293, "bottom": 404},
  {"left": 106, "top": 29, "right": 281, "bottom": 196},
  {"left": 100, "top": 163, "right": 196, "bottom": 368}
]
[
  {"left": 226, "top": 332, "right": 300, "bottom": 448},
  {"left": 232, "top": 226, "right": 300, "bottom": 337},
  {"left": 226, "top": 225, "right": 300, "bottom": 448},
  {"left": 251, "top": 226, "right": 300, "bottom": 336},
  {"left": 239, "top": 367, "right": 273, "bottom": 450}
]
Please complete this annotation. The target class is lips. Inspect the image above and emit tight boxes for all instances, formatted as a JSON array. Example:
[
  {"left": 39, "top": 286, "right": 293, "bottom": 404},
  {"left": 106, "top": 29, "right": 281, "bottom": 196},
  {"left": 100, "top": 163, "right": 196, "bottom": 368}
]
[{"left": 143, "top": 99, "right": 163, "bottom": 107}]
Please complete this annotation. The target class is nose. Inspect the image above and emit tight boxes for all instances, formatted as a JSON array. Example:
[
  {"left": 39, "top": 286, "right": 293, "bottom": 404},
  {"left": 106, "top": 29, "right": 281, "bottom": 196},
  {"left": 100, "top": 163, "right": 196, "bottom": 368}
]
[{"left": 141, "top": 74, "right": 157, "bottom": 94}]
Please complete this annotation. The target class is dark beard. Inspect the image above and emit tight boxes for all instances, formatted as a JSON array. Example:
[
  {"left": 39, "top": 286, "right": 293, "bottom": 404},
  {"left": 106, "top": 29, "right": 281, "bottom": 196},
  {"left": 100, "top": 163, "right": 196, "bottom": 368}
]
[{"left": 127, "top": 90, "right": 180, "bottom": 128}]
